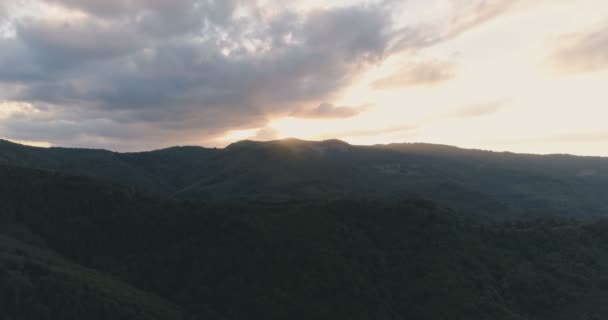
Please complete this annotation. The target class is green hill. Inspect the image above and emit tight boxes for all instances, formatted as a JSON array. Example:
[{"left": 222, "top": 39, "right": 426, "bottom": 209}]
[
  {"left": 0, "top": 234, "right": 184, "bottom": 320},
  {"left": 3, "top": 138, "right": 608, "bottom": 218},
  {"left": 3, "top": 164, "right": 608, "bottom": 319}
]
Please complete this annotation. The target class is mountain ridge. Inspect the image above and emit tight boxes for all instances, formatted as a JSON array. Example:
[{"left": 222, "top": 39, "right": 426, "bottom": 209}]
[
  {"left": 5, "top": 139, "right": 608, "bottom": 319},
  {"left": 3, "top": 138, "right": 608, "bottom": 218},
  {"left": 5, "top": 137, "right": 608, "bottom": 159}
]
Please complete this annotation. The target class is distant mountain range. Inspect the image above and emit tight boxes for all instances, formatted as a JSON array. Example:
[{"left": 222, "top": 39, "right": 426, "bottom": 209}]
[
  {"left": 3, "top": 138, "right": 608, "bottom": 319},
  {"left": 2, "top": 138, "right": 608, "bottom": 218}
]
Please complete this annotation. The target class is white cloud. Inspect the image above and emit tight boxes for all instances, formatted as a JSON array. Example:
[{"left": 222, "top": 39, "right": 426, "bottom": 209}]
[{"left": 0, "top": 101, "right": 39, "bottom": 119}]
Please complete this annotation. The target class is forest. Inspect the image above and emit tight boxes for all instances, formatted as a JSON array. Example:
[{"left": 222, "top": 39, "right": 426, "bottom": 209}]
[{"left": 2, "top": 139, "right": 608, "bottom": 319}]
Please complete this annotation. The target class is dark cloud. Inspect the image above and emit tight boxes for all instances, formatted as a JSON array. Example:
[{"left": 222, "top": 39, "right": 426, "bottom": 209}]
[
  {"left": 17, "top": 18, "right": 140, "bottom": 67},
  {"left": 0, "top": 0, "right": 515, "bottom": 150},
  {"left": 46, "top": 0, "right": 252, "bottom": 37},
  {"left": 46, "top": 0, "right": 235, "bottom": 21},
  {"left": 45, "top": 0, "right": 130, "bottom": 17},
  {"left": 293, "top": 103, "right": 368, "bottom": 119},
  {"left": 550, "top": 26, "right": 608, "bottom": 74},
  {"left": 0, "top": 1, "right": 393, "bottom": 149},
  {"left": 0, "top": 111, "right": 212, "bottom": 151},
  {"left": 373, "top": 60, "right": 455, "bottom": 89}
]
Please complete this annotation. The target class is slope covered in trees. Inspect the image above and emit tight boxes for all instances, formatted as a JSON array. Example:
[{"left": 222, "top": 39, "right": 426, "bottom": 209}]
[
  {"left": 3, "top": 164, "right": 608, "bottom": 319},
  {"left": 2, "top": 138, "right": 608, "bottom": 218},
  {"left": 0, "top": 234, "right": 184, "bottom": 320}
]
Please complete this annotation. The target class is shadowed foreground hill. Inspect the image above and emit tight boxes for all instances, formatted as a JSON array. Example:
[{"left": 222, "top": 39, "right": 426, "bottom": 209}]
[
  {"left": 2, "top": 138, "right": 608, "bottom": 218},
  {"left": 3, "top": 165, "right": 608, "bottom": 319},
  {"left": 0, "top": 234, "right": 184, "bottom": 320}
]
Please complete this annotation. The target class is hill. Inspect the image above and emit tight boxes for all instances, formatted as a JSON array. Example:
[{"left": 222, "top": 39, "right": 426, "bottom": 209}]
[
  {"left": 0, "top": 233, "right": 184, "bottom": 320},
  {"left": 3, "top": 138, "right": 608, "bottom": 218},
  {"left": 3, "top": 164, "right": 608, "bottom": 319}
]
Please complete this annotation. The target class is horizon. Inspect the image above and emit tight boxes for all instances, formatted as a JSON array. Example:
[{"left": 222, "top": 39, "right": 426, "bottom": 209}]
[
  {"left": 4, "top": 136, "right": 608, "bottom": 159},
  {"left": 1, "top": 1, "right": 608, "bottom": 155}
]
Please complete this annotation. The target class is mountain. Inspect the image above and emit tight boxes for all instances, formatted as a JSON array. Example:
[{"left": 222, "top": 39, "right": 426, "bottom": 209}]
[
  {"left": 3, "top": 138, "right": 608, "bottom": 218},
  {"left": 4, "top": 163, "right": 608, "bottom": 319},
  {"left": 0, "top": 139, "right": 172, "bottom": 193},
  {"left": 0, "top": 233, "right": 184, "bottom": 320}
]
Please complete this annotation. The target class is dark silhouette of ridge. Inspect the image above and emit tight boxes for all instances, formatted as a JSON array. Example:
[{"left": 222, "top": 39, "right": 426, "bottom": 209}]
[{"left": 2, "top": 138, "right": 608, "bottom": 217}]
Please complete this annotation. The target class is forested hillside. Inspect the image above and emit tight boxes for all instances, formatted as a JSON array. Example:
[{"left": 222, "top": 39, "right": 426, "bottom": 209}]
[
  {"left": 2, "top": 163, "right": 608, "bottom": 319},
  {"left": 2, "top": 138, "right": 608, "bottom": 218},
  {"left": 0, "top": 234, "right": 184, "bottom": 320}
]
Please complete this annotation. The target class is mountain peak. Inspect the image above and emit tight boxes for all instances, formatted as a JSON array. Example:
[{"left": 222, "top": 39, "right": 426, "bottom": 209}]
[{"left": 227, "top": 138, "right": 350, "bottom": 149}]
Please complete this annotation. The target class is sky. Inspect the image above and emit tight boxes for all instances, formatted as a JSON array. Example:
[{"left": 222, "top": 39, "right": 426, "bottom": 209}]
[{"left": 1, "top": 0, "right": 608, "bottom": 155}]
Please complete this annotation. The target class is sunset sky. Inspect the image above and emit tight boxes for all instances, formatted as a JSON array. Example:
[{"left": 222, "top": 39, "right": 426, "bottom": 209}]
[{"left": 1, "top": 0, "right": 608, "bottom": 155}]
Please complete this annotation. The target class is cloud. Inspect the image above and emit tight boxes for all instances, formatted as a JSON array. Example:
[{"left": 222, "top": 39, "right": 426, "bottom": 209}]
[
  {"left": 373, "top": 60, "right": 455, "bottom": 89},
  {"left": 44, "top": 0, "right": 236, "bottom": 23},
  {"left": 325, "top": 122, "right": 420, "bottom": 139},
  {"left": 17, "top": 18, "right": 139, "bottom": 64},
  {"left": 293, "top": 103, "right": 368, "bottom": 119},
  {"left": 491, "top": 132, "right": 608, "bottom": 150},
  {"left": 0, "top": 4, "right": 18, "bottom": 66},
  {"left": 549, "top": 26, "right": 608, "bottom": 74},
  {"left": 253, "top": 127, "right": 280, "bottom": 141},
  {"left": 446, "top": 100, "right": 508, "bottom": 118},
  {"left": 441, "top": 0, "right": 519, "bottom": 40},
  {"left": 389, "top": 0, "right": 519, "bottom": 53},
  {"left": 0, "top": 101, "right": 41, "bottom": 120},
  {"left": 327, "top": 99, "right": 508, "bottom": 140},
  {"left": 0, "top": 0, "right": 522, "bottom": 150},
  {"left": 0, "top": 2, "right": 394, "bottom": 147}
]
